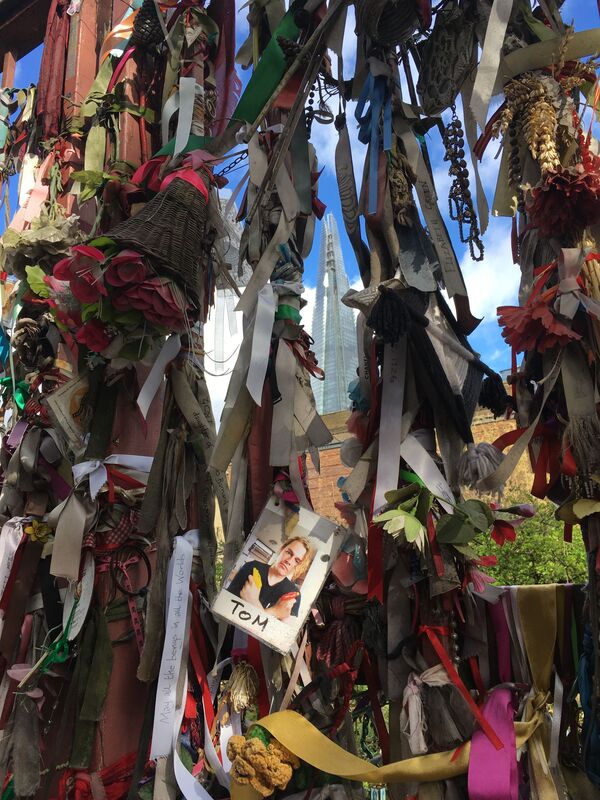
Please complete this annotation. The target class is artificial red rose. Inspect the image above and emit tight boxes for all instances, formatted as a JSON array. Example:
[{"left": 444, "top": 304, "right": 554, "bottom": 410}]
[
  {"left": 75, "top": 319, "right": 113, "bottom": 352},
  {"left": 121, "top": 277, "right": 189, "bottom": 329},
  {"left": 490, "top": 519, "right": 517, "bottom": 547},
  {"left": 527, "top": 163, "right": 600, "bottom": 240},
  {"left": 53, "top": 244, "right": 107, "bottom": 304},
  {"left": 104, "top": 250, "right": 147, "bottom": 287}
]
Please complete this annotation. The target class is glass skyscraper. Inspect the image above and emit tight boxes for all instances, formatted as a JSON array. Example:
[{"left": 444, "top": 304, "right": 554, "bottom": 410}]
[{"left": 312, "top": 214, "right": 358, "bottom": 414}]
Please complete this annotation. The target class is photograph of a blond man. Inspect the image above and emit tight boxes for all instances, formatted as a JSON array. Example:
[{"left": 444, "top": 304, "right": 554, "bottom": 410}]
[{"left": 226, "top": 537, "right": 314, "bottom": 622}]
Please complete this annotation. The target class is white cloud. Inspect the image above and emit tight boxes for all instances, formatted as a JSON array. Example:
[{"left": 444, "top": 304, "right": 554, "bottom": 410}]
[
  {"left": 459, "top": 220, "right": 519, "bottom": 321},
  {"left": 302, "top": 284, "right": 317, "bottom": 337}
]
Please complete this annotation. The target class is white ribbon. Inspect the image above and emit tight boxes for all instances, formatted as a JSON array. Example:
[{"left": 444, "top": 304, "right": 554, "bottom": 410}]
[
  {"left": 401, "top": 664, "right": 452, "bottom": 755},
  {"left": 399, "top": 434, "right": 454, "bottom": 513},
  {"left": 150, "top": 534, "right": 195, "bottom": 759},
  {"left": 373, "top": 339, "right": 407, "bottom": 512},
  {"left": 162, "top": 78, "right": 202, "bottom": 152},
  {"left": 0, "top": 517, "right": 26, "bottom": 605},
  {"left": 470, "top": 0, "right": 515, "bottom": 131},
  {"left": 72, "top": 454, "right": 154, "bottom": 500},
  {"left": 247, "top": 284, "right": 277, "bottom": 406},
  {"left": 137, "top": 333, "right": 181, "bottom": 418}
]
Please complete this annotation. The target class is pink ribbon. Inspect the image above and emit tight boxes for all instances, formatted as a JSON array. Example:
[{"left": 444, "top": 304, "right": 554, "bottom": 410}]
[{"left": 468, "top": 688, "right": 517, "bottom": 800}]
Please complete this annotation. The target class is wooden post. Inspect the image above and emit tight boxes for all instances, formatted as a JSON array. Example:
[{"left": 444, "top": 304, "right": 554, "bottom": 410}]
[{"left": 1, "top": 50, "right": 16, "bottom": 87}]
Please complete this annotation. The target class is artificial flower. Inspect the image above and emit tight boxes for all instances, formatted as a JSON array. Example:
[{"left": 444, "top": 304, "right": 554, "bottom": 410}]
[
  {"left": 104, "top": 250, "right": 147, "bottom": 287},
  {"left": 75, "top": 319, "right": 113, "bottom": 352},
  {"left": 53, "top": 244, "right": 107, "bottom": 304},
  {"left": 497, "top": 297, "right": 581, "bottom": 353},
  {"left": 119, "top": 277, "right": 190, "bottom": 329},
  {"left": 527, "top": 163, "right": 600, "bottom": 240},
  {"left": 24, "top": 519, "right": 52, "bottom": 543},
  {"left": 490, "top": 519, "right": 517, "bottom": 546}
]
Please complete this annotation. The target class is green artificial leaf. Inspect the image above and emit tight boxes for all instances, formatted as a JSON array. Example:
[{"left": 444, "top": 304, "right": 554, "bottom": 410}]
[
  {"left": 79, "top": 185, "right": 99, "bottom": 203},
  {"left": 436, "top": 513, "right": 478, "bottom": 544},
  {"left": 98, "top": 302, "right": 114, "bottom": 323},
  {"left": 89, "top": 236, "right": 116, "bottom": 249},
  {"left": 114, "top": 308, "right": 143, "bottom": 326},
  {"left": 384, "top": 483, "right": 420, "bottom": 506},
  {"left": 403, "top": 513, "right": 425, "bottom": 543},
  {"left": 452, "top": 543, "right": 479, "bottom": 560},
  {"left": 415, "top": 488, "right": 433, "bottom": 524},
  {"left": 457, "top": 499, "right": 494, "bottom": 532},
  {"left": 398, "top": 495, "right": 418, "bottom": 513},
  {"left": 81, "top": 303, "right": 99, "bottom": 321},
  {"left": 118, "top": 339, "right": 149, "bottom": 361},
  {"left": 24, "top": 265, "right": 50, "bottom": 298},
  {"left": 373, "top": 509, "right": 404, "bottom": 523},
  {"left": 71, "top": 169, "right": 106, "bottom": 186}
]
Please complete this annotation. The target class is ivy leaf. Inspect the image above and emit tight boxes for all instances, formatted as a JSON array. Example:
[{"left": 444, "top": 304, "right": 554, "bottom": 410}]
[
  {"left": 25, "top": 265, "right": 50, "bottom": 298},
  {"left": 436, "top": 513, "right": 478, "bottom": 544},
  {"left": 456, "top": 499, "right": 494, "bottom": 532}
]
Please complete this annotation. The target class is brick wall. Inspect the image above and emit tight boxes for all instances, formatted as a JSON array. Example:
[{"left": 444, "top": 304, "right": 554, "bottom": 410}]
[{"left": 307, "top": 413, "right": 533, "bottom": 522}]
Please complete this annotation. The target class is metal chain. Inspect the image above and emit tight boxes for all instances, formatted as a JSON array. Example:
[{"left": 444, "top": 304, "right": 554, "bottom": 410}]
[{"left": 216, "top": 150, "right": 248, "bottom": 177}]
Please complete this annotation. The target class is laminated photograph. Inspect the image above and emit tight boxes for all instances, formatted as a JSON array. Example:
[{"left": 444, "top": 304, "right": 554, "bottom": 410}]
[{"left": 212, "top": 497, "right": 345, "bottom": 653}]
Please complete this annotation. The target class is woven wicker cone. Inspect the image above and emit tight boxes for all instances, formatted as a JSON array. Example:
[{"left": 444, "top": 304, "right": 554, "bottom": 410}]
[
  {"left": 355, "top": 0, "right": 419, "bottom": 46},
  {"left": 105, "top": 177, "right": 208, "bottom": 305}
]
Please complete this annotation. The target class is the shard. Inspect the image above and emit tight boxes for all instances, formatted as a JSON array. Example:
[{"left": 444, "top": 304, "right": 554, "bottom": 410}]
[{"left": 311, "top": 213, "right": 358, "bottom": 414}]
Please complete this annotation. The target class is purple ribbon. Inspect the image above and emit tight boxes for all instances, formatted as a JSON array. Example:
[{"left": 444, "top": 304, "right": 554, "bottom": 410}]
[{"left": 468, "top": 688, "right": 518, "bottom": 800}]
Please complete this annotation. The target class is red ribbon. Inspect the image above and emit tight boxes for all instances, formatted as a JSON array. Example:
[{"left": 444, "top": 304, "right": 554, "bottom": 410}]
[
  {"left": 418, "top": 625, "right": 503, "bottom": 751},
  {"left": 426, "top": 512, "right": 445, "bottom": 578}
]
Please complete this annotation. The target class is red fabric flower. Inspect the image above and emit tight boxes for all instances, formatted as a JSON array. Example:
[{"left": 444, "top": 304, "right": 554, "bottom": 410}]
[
  {"left": 54, "top": 245, "right": 107, "bottom": 304},
  {"left": 527, "top": 163, "right": 600, "bottom": 240},
  {"left": 120, "top": 277, "right": 190, "bottom": 330},
  {"left": 105, "top": 250, "right": 147, "bottom": 287},
  {"left": 490, "top": 519, "right": 517, "bottom": 547},
  {"left": 75, "top": 319, "right": 113, "bottom": 352},
  {"left": 497, "top": 297, "right": 581, "bottom": 353}
]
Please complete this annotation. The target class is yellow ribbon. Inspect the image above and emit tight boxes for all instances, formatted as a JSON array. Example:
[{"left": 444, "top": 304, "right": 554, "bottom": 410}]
[
  {"left": 230, "top": 584, "right": 566, "bottom": 799},
  {"left": 230, "top": 710, "right": 543, "bottom": 800}
]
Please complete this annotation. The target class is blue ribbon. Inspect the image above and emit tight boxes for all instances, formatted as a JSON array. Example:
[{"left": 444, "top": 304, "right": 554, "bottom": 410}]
[{"left": 355, "top": 73, "right": 392, "bottom": 215}]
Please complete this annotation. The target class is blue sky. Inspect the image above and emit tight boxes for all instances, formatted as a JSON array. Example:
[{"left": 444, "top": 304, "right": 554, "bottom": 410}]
[{"left": 2, "top": 0, "right": 598, "bottom": 414}]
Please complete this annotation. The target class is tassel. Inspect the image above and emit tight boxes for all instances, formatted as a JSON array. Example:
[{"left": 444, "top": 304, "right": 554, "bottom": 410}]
[
  {"left": 366, "top": 287, "right": 413, "bottom": 344},
  {"left": 458, "top": 442, "right": 505, "bottom": 491},
  {"left": 224, "top": 662, "right": 259, "bottom": 714},
  {"left": 12, "top": 695, "right": 40, "bottom": 798},
  {"left": 478, "top": 372, "right": 510, "bottom": 418},
  {"left": 564, "top": 414, "right": 600, "bottom": 474}
]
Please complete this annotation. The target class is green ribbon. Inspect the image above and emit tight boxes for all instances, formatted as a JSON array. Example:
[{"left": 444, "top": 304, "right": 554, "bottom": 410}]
[
  {"left": 69, "top": 607, "right": 114, "bottom": 769},
  {"left": 154, "top": 133, "right": 213, "bottom": 158},
  {"left": 0, "top": 377, "right": 30, "bottom": 410},
  {"left": 275, "top": 304, "right": 302, "bottom": 323},
  {"left": 398, "top": 469, "right": 425, "bottom": 488},
  {"left": 229, "top": 0, "right": 304, "bottom": 128}
]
